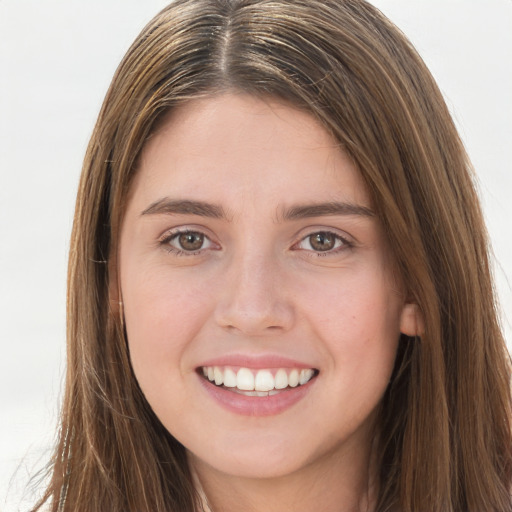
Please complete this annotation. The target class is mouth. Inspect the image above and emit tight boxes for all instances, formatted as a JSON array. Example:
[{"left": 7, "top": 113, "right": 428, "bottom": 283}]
[{"left": 198, "top": 366, "right": 319, "bottom": 396}]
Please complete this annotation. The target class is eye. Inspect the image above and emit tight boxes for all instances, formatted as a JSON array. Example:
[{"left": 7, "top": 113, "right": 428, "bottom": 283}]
[
  {"left": 161, "top": 230, "right": 215, "bottom": 254},
  {"left": 295, "top": 231, "right": 349, "bottom": 253}
]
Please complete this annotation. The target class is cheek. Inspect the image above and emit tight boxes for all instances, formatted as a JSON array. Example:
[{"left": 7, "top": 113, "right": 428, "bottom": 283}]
[
  {"left": 121, "top": 266, "right": 213, "bottom": 376},
  {"left": 303, "top": 265, "right": 402, "bottom": 339},
  {"left": 300, "top": 265, "right": 402, "bottom": 384}
]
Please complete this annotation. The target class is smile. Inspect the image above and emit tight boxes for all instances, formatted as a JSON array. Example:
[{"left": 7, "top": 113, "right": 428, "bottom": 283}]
[{"left": 200, "top": 366, "right": 318, "bottom": 395}]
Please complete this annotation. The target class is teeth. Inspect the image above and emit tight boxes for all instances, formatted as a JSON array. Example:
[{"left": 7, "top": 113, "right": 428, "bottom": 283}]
[
  {"left": 254, "top": 370, "right": 274, "bottom": 391},
  {"left": 299, "top": 369, "right": 314, "bottom": 385},
  {"left": 202, "top": 366, "right": 316, "bottom": 392},
  {"left": 233, "top": 390, "right": 272, "bottom": 397},
  {"left": 274, "top": 369, "right": 288, "bottom": 389},
  {"left": 237, "top": 368, "right": 255, "bottom": 390},
  {"left": 223, "top": 368, "right": 237, "bottom": 388},
  {"left": 214, "top": 366, "right": 223, "bottom": 386},
  {"left": 288, "top": 369, "right": 299, "bottom": 388}
]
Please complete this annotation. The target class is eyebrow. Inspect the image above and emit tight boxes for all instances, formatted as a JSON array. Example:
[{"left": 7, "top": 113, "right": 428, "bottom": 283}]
[
  {"left": 141, "top": 199, "right": 226, "bottom": 218},
  {"left": 280, "top": 201, "right": 374, "bottom": 221},
  {"left": 140, "top": 198, "right": 374, "bottom": 221}
]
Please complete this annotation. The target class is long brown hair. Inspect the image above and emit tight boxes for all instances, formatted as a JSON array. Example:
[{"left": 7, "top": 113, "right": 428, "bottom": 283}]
[{"left": 33, "top": 1, "right": 512, "bottom": 511}]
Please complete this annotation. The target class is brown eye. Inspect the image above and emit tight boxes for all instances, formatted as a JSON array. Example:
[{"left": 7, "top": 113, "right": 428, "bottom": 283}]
[
  {"left": 177, "top": 232, "right": 205, "bottom": 251},
  {"left": 309, "top": 232, "right": 336, "bottom": 251},
  {"left": 295, "top": 231, "right": 348, "bottom": 254},
  {"left": 162, "top": 229, "right": 216, "bottom": 255}
]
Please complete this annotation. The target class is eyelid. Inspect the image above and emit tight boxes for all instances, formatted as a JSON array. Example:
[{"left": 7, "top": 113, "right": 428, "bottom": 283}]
[
  {"left": 157, "top": 224, "right": 215, "bottom": 241},
  {"left": 158, "top": 225, "right": 220, "bottom": 254},
  {"left": 291, "top": 227, "right": 355, "bottom": 254},
  {"left": 157, "top": 224, "right": 354, "bottom": 256}
]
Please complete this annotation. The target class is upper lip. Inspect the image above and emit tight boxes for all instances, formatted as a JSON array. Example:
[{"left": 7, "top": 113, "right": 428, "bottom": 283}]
[{"left": 197, "top": 353, "right": 318, "bottom": 370}]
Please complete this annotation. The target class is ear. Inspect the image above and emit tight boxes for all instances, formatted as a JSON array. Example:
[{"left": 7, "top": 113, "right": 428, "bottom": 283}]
[{"left": 399, "top": 302, "right": 424, "bottom": 337}]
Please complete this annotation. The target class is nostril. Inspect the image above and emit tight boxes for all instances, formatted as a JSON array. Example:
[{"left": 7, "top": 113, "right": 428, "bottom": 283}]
[
  {"left": 221, "top": 323, "right": 285, "bottom": 335},
  {"left": 215, "top": 302, "right": 295, "bottom": 335}
]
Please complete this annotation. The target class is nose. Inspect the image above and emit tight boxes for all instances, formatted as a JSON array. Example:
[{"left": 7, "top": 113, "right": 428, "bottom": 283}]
[{"left": 214, "top": 250, "right": 295, "bottom": 336}]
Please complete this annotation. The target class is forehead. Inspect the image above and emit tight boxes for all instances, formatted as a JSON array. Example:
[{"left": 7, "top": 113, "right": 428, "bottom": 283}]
[{"left": 130, "top": 93, "right": 370, "bottom": 213}]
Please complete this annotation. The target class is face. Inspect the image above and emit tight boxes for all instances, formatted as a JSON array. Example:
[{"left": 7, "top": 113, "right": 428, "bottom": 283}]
[{"left": 118, "top": 94, "right": 416, "bottom": 482}]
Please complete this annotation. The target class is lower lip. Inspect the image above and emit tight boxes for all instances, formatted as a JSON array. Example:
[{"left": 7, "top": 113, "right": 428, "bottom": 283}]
[{"left": 197, "top": 374, "right": 316, "bottom": 416}]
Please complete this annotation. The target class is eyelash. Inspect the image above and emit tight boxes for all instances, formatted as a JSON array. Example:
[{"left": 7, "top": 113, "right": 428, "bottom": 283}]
[
  {"left": 159, "top": 229, "right": 216, "bottom": 256},
  {"left": 159, "top": 228, "right": 353, "bottom": 257},
  {"left": 293, "top": 230, "right": 353, "bottom": 257}
]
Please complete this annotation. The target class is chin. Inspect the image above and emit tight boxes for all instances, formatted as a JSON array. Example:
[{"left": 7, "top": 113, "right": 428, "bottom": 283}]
[{"left": 187, "top": 431, "right": 315, "bottom": 480}]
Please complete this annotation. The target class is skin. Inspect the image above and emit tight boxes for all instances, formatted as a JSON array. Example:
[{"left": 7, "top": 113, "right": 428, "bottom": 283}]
[{"left": 117, "top": 93, "right": 421, "bottom": 512}]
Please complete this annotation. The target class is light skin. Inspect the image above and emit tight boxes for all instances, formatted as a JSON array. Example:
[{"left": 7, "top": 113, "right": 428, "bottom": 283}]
[{"left": 117, "top": 93, "right": 422, "bottom": 512}]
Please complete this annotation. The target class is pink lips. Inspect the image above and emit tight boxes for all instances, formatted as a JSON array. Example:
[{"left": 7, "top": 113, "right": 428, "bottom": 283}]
[
  {"left": 199, "top": 354, "right": 315, "bottom": 370},
  {"left": 197, "top": 354, "right": 318, "bottom": 416}
]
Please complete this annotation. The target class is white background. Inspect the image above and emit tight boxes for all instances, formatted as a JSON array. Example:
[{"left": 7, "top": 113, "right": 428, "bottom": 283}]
[{"left": 1, "top": 1, "right": 511, "bottom": 510}]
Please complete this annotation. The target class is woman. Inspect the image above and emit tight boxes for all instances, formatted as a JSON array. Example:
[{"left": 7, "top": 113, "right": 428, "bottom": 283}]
[{"left": 33, "top": 0, "right": 512, "bottom": 511}]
